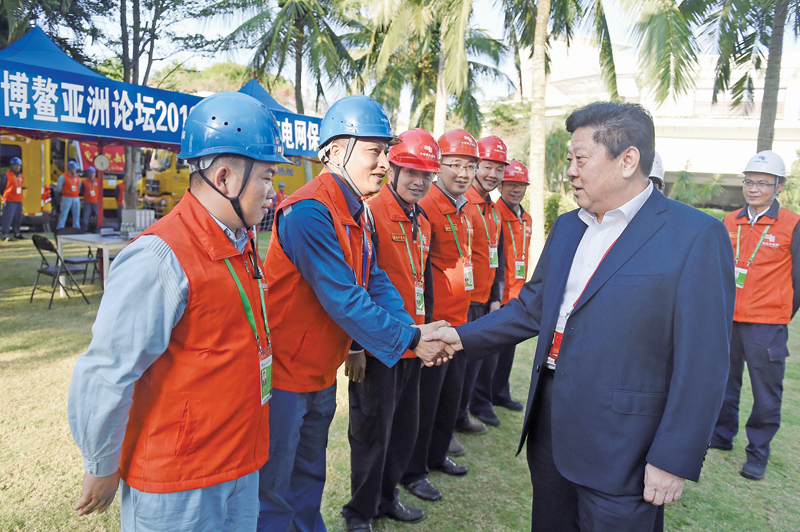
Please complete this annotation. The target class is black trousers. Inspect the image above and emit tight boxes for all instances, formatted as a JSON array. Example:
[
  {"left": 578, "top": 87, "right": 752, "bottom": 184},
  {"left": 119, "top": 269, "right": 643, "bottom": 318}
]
[
  {"left": 344, "top": 357, "right": 421, "bottom": 521},
  {"left": 402, "top": 350, "right": 467, "bottom": 484},
  {"left": 527, "top": 370, "right": 662, "bottom": 532},
  {"left": 472, "top": 342, "right": 517, "bottom": 415},
  {"left": 457, "top": 302, "right": 488, "bottom": 426}
]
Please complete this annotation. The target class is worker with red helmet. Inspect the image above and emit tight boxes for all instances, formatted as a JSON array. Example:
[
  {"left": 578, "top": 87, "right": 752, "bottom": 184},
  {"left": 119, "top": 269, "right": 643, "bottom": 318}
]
[
  {"left": 341, "top": 128, "right": 439, "bottom": 531},
  {"left": 455, "top": 136, "right": 508, "bottom": 438},
  {"left": 471, "top": 160, "right": 533, "bottom": 422},
  {"left": 401, "top": 129, "right": 478, "bottom": 503}
]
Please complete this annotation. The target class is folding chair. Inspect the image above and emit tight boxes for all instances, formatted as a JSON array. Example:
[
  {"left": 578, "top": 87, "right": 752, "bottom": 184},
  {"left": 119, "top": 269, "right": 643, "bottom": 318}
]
[
  {"left": 55, "top": 227, "right": 100, "bottom": 284},
  {"left": 30, "top": 235, "right": 91, "bottom": 309}
]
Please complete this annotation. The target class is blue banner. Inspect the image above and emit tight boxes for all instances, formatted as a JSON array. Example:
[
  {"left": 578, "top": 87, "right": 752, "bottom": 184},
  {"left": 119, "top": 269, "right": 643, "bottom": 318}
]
[{"left": 0, "top": 62, "right": 322, "bottom": 157}]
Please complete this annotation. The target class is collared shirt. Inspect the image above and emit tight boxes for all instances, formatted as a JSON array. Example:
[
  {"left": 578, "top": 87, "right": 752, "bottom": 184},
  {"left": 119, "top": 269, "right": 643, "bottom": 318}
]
[
  {"left": 67, "top": 211, "right": 250, "bottom": 477},
  {"left": 740, "top": 200, "right": 781, "bottom": 226},
  {"left": 434, "top": 180, "right": 469, "bottom": 213},
  {"left": 556, "top": 182, "right": 654, "bottom": 332}
]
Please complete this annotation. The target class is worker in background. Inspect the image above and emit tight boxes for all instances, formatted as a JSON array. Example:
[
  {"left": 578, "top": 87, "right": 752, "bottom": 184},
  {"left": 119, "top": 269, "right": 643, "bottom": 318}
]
[
  {"left": 80, "top": 167, "right": 100, "bottom": 232},
  {"left": 710, "top": 150, "right": 800, "bottom": 481},
  {"left": 650, "top": 152, "right": 665, "bottom": 191},
  {"left": 456, "top": 136, "right": 507, "bottom": 442},
  {"left": 341, "top": 128, "right": 439, "bottom": 532},
  {"left": 116, "top": 181, "right": 124, "bottom": 223},
  {"left": 471, "top": 161, "right": 531, "bottom": 421},
  {"left": 68, "top": 92, "right": 286, "bottom": 530},
  {"left": 400, "top": 129, "right": 478, "bottom": 503},
  {"left": 275, "top": 181, "right": 288, "bottom": 206},
  {"left": 257, "top": 95, "right": 449, "bottom": 532},
  {"left": 56, "top": 160, "right": 82, "bottom": 230},
  {"left": 1, "top": 156, "right": 25, "bottom": 241}
]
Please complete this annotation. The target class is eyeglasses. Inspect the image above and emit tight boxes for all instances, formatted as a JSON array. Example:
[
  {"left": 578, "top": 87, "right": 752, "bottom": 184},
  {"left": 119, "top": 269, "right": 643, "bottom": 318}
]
[
  {"left": 441, "top": 163, "right": 477, "bottom": 176},
  {"left": 742, "top": 179, "right": 777, "bottom": 190}
]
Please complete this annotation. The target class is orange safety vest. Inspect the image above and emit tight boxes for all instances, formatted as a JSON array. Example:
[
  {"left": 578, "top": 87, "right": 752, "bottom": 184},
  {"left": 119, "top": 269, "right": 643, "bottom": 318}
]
[
  {"left": 119, "top": 190, "right": 270, "bottom": 493},
  {"left": 724, "top": 204, "right": 800, "bottom": 324},
  {"left": 2, "top": 170, "right": 23, "bottom": 203},
  {"left": 275, "top": 191, "right": 288, "bottom": 207},
  {"left": 82, "top": 178, "right": 99, "bottom": 204},
  {"left": 496, "top": 198, "right": 532, "bottom": 304},
  {"left": 368, "top": 184, "right": 431, "bottom": 359},
  {"left": 265, "top": 172, "right": 371, "bottom": 392},
  {"left": 418, "top": 184, "right": 472, "bottom": 327},
  {"left": 117, "top": 184, "right": 124, "bottom": 207},
  {"left": 465, "top": 186, "right": 500, "bottom": 304},
  {"left": 61, "top": 173, "right": 80, "bottom": 198}
]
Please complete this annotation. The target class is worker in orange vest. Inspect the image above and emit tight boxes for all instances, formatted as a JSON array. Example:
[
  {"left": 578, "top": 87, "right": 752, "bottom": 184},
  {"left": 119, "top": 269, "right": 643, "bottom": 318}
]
[
  {"left": 80, "top": 167, "right": 100, "bottom": 231},
  {"left": 710, "top": 150, "right": 800, "bottom": 481},
  {"left": 68, "top": 92, "right": 288, "bottom": 530},
  {"left": 1, "top": 156, "right": 25, "bottom": 241},
  {"left": 341, "top": 129, "right": 439, "bottom": 530},
  {"left": 400, "top": 129, "right": 478, "bottom": 504},
  {"left": 471, "top": 160, "right": 532, "bottom": 425},
  {"left": 258, "top": 96, "right": 449, "bottom": 532},
  {"left": 56, "top": 160, "right": 82, "bottom": 229},
  {"left": 275, "top": 181, "right": 288, "bottom": 206},
  {"left": 456, "top": 136, "right": 508, "bottom": 440}
]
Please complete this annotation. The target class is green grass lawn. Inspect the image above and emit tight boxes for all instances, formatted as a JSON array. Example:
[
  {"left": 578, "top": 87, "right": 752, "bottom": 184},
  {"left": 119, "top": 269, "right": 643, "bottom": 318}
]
[{"left": 1, "top": 233, "right": 799, "bottom": 531}]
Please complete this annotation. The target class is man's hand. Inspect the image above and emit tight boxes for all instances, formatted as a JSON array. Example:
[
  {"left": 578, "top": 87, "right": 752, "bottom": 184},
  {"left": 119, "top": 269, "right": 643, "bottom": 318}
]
[
  {"left": 345, "top": 350, "right": 366, "bottom": 383},
  {"left": 412, "top": 320, "right": 451, "bottom": 366},
  {"left": 643, "top": 463, "right": 685, "bottom": 506},
  {"left": 489, "top": 301, "right": 501, "bottom": 313},
  {"left": 422, "top": 326, "right": 463, "bottom": 355},
  {"left": 75, "top": 469, "right": 121, "bottom": 516}
]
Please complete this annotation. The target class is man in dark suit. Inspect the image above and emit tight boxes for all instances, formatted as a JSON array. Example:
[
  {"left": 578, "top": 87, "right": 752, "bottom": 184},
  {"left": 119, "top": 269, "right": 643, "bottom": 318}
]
[{"left": 425, "top": 101, "right": 735, "bottom": 531}]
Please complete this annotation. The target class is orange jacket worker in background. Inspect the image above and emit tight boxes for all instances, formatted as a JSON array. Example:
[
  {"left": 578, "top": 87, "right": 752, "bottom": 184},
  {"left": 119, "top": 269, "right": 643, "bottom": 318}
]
[{"left": 1, "top": 156, "right": 25, "bottom": 240}]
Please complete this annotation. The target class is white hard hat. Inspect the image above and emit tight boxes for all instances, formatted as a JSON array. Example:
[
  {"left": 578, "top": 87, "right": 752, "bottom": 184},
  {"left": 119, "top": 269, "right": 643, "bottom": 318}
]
[
  {"left": 744, "top": 150, "right": 785, "bottom": 178},
  {"left": 649, "top": 152, "right": 665, "bottom": 190}
]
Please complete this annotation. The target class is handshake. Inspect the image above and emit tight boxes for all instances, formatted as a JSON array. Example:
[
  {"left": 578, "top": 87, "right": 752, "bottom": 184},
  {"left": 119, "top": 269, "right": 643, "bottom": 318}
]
[{"left": 412, "top": 321, "right": 464, "bottom": 367}]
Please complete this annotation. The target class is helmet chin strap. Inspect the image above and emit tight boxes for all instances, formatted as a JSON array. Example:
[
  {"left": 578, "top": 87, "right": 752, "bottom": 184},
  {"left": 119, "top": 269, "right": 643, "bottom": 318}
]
[
  {"left": 193, "top": 155, "right": 256, "bottom": 233},
  {"left": 320, "top": 137, "right": 376, "bottom": 232}
]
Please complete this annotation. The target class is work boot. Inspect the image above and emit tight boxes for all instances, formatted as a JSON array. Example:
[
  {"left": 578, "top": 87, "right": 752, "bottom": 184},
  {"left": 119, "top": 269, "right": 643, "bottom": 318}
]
[{"left": 448, "top": 435, "right": 465, "bottom": 457}]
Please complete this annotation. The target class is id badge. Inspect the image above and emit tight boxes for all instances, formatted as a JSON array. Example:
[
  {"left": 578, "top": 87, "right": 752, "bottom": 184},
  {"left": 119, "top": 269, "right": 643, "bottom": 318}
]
[
  {"left": 259, "top": 340, "right": 273, "bottom": 405},
  {"left": 71, "top": 184, "right": 77, "bottom": 192},
  {"left": 16, "top": 187, "right": 21, "bottom": 194},
  {"left": 488, "top": 245, "right": 499, "bottom": 268},
  {"left": 90, "top": 190, "right": 96, "bottom": 197},
  {"left": 463, "top": 257, "right": 474, "bottom": 291},
  {"left": 515, "top": 260, "right": 526, "bottom": 279},
  {"left": 734, "top": 266, "right": 748, "bottom": 289},
  {"left": 414, "top": 280, "right": 425, "bottom": 315}
]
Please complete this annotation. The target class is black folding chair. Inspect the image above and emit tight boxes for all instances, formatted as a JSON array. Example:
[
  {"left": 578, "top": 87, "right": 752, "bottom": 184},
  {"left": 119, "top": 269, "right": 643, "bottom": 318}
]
[
  {"left": 30, "top": 235, "right": 90, "bottom": 309},
  {"left": 55, "top": 227, "right": 100, "bottom": 284}
]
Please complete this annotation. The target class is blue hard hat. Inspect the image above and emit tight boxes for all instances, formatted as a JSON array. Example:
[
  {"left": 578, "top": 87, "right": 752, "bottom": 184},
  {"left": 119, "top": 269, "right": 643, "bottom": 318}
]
[
  {"left": 179, "top": 92, "right": 291, "bottom": 164},
  {"left": 86, "top": 166, "right": 96, "bottom": 173},
  {"left": 10, "top": 157, "right": 21, "bottom": 165},
  {"left": 279, "top": 182, "right": 286, "bottom": 187},
  {"left": 67, "top": 161, "right": 79, "bottom": 169},
  {"left": 319, "top": 95, "right": 400, "bottom": 149}
]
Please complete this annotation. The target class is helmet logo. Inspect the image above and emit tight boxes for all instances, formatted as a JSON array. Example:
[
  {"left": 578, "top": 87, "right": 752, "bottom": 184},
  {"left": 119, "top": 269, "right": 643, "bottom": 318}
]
[{"left": 423, "top": 145, "right": 433, "bottom": 153}]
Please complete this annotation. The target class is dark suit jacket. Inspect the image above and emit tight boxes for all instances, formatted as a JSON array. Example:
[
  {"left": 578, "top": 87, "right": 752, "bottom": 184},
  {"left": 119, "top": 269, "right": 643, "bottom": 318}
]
[{"left": 457, "top": 189, "right": 735, "bottom": 496}]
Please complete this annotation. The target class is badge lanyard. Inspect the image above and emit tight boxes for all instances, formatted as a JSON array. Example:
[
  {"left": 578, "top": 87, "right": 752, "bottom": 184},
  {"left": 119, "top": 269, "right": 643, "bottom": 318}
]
[
  {"left": 224, "top": 257, "right": 272, "bottom": 404},
  {"left": 734, "top": 224, "right": 771, "bottom": 289},
  {"left": 508, "top": 219, "right": 527, "bottom": 280},
  {"left": 477, "top": 203, "right": 500, "bottom": 268},
  {"left": 399, "top": 220, "right": 426, "bottom": 315},
  {"left": 446, "top": 213, "right": 474, "bottom": 291}
]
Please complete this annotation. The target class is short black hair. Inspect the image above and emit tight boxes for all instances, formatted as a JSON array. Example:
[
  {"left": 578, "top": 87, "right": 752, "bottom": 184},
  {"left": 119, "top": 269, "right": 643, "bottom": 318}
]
[
  {"left": 565, "top": 102, "right": 655, "bottom": 177},
  {"left": 189, "top": 154, "right": 247, "bottom": 188}
]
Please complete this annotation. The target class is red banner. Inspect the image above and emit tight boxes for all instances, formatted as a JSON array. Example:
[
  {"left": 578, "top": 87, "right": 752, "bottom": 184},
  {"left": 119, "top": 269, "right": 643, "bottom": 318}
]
[{"left": 78, "top": 142, "right": 126, "bottom": 173}]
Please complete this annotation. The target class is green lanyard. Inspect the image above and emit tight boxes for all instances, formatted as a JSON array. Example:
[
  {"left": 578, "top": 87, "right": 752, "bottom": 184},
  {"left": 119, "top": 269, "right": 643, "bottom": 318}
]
[
  {"left": 224, "top": 258, "right": 270, "bottom": 348},
  {"left": 476, "top": 203, "right": 500, "bottom": 245},
  {"left": 507, "top": 220, "right": 527, "bottom": 259},
  {"left": 398, "top": 221, "right": 424, "bottom": 281},
  {"left": 736, "top": 224, "right": 772, "bottom": 267},
  {"left": 446, "top": 213, "right": 471, "bottom": 258}
]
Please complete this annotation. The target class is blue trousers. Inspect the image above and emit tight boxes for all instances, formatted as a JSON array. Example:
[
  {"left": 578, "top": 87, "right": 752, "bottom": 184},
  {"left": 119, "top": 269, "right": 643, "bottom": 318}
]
[
  {"left": 1, "top": 201, "right": 22, "bottom": 236},
  {"left": 258, "top": 384, "right": 337, "bottom": 532},
  {"left": 713, "top": 322, "right": 788, "bottom": 466},
  {"left": 120, "top": 471, "right": 258, "bottom": 532},
  {"left": 81, "top": 202, "right": 98, "bottom": 231},
  {"left": 57, "top": 196, "right": 80, "bottom": 229}
]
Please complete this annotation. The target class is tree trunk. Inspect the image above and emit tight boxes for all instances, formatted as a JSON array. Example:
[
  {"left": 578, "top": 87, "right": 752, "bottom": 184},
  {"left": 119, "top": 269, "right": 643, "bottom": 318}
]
[
  {"left": 132, "top": 0, "right": 141, "bottom": 85},
  {"left": 433, "top": 26, "right": 448, "bottom": 138},
  {"left": 120, "top": 0, "right": 130, "bottom": 82},
  {"left": 526, "top": 0, "right": 551, "bottom": 273},
  {"left": 757, "top": 0, "right": 788, "bottom": 152},
  {"left": 123, "top": 146, "right": 140, "bottom": 210},
  {"left": 294, "top": 30, "right": 305, "bottom": 114}
]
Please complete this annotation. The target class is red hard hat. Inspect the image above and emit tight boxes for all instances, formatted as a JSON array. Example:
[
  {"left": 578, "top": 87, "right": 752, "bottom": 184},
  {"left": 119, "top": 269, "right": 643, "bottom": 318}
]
[
  {"left": 478, "top": 136, "right": 508, "bottom": 164},
  {"left": 503, "top": 160, "right": 529, "bottom": 184},
  {"left": 438, "top": 129, "right": 479, "bottom": 159},
  {"left": 388, "top": 128, "right": 441, "bottom": 172}
]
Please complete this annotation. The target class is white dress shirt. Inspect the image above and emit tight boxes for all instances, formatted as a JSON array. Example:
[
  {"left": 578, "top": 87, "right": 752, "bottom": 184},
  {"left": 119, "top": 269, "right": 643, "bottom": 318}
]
[{"left": 555, "top": 182, "right": 654, "bottom": 337}]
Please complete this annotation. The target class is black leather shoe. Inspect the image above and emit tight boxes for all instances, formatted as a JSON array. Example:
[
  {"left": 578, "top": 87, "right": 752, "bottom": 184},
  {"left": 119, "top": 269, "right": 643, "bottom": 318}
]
[
  {"left": 448, "top": 435, "right": 465, "bottom": 457},
  {"left": 343, "top": 514, "right": 373, "bottom": 532},
  {"left": 432, "top": 457, "right": 468, "bottom": 477},
  {"left": 455, "top": 418, "right": 487, "bottom": 434},
  {"left": 740, "top": 461, "right": 767, "bottom": 480},
  {"left": 403, "top": 478, "right": 443, "bottom": 502},
  {"left": 494, "top": 398, "right": 524, "bottom": 411},
  {"left": 709, "top": 435, "right": 733, "bottom": 451},
  {"left": 472, "top": 410, "right": 501, "bottom": 427},
  {"left": 13, "top": 233, "right": 25, "bottom": 239},
  {"left": 381, "top": 501, "right": 425, "bottom": 523}
]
